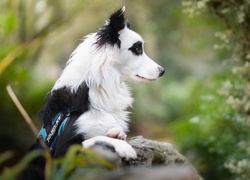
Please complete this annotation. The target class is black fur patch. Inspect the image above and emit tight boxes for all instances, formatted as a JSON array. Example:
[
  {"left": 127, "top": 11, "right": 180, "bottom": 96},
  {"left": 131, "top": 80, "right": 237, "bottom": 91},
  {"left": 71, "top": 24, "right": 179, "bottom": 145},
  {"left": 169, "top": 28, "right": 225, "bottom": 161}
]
[
  {"left": 128, "top": 41, "right": 143, "bottom": 56},
  {"left": 96, "top": 7, "right": 128, "bottom": 48},
  {"left": 38, "top": 83, "right": 89, "bottom": 129},
  {"left": 34, "top": 82, "right": 89, "bottom": 158}
]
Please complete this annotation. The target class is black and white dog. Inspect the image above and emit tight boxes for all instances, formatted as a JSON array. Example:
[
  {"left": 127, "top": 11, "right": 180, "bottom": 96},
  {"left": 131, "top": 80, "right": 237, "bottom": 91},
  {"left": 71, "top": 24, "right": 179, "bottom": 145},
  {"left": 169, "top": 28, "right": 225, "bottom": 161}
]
[{"left": 27, "top": 6, "right": 164, "bottom": 178}]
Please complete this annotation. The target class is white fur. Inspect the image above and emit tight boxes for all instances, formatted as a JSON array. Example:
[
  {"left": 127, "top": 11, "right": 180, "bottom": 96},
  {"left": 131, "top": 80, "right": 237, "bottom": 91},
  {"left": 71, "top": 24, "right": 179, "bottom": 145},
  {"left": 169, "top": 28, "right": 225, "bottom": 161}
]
[
  {"left": 83, "top": 136, "right": 137, "bottom": 160},
  {"left": 51, "top": 19, "right": 163, "bottom": 159}
]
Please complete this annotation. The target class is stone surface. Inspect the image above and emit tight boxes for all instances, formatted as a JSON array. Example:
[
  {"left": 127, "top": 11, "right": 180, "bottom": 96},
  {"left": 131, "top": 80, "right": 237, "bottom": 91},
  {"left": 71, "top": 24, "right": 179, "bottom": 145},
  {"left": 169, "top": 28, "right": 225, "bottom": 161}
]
[{"left": 90, "top": 136, "right": 203, "bottom": 180}]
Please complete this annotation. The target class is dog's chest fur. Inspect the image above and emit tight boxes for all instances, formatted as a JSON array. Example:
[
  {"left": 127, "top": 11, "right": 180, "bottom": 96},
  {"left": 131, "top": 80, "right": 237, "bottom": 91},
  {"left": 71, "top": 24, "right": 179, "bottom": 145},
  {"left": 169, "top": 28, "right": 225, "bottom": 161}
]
[{"left": 75, "top": 80, "right": 133, "bottom": 139}]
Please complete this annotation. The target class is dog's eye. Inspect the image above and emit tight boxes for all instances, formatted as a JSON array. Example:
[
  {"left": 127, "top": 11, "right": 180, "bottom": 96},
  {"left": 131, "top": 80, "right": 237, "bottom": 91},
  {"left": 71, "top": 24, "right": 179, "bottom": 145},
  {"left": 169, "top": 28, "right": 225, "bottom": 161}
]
[
  {"left": 135, "top": 46, "right": 142, "bottom": 54},
  {"left": 129, "top": 41, "right": 143, "bottom": 56}
]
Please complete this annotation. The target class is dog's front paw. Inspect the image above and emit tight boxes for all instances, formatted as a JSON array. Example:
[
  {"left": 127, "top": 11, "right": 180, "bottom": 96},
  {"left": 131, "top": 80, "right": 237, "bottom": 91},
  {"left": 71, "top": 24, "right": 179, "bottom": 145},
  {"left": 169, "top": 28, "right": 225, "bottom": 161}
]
[
  {"left": 113, "top": 139, "right": 137, "bottom": 160},
  {"left": 83, "top": 136, "right": 137, "bottom": 160},
  {"left": 106, "top": 127, "right": 127, "bottom": 140}
]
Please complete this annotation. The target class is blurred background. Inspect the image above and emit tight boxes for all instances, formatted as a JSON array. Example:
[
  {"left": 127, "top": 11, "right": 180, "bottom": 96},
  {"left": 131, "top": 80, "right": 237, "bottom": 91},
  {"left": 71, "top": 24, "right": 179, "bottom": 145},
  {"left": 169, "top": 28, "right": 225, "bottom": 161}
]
[{"left": 1, "top": 0, "right": 250, "bottom": 179}]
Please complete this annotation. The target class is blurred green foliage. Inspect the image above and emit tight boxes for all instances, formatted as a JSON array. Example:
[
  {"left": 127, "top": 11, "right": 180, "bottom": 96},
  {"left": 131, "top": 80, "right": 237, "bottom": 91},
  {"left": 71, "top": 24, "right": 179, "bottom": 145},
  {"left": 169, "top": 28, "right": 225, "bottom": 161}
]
[
  {"left": 0, "top": 145, "right": 113, "bottom": 179},
  {"left": 172, "top": 0, "right": 250, "bottom": 179},
  {"left": 1, "top": 0, "right": 250, "bottom": 179}
]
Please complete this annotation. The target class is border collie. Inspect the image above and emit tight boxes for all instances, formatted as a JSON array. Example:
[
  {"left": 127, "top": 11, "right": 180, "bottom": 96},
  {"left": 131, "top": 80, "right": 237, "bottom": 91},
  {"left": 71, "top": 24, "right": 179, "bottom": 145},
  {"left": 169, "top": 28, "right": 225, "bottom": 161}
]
[{"left": 26, "top": 6, "right": 164, "bottom": 178}]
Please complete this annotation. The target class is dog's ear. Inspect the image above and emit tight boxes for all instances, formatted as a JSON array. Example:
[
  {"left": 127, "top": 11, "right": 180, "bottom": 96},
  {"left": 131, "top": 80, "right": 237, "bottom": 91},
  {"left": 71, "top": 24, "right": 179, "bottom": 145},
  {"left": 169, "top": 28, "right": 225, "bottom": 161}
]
[
  {"left": 109, "top": 6, "right": 127, "bottom": 34},
  {"left": 96, "top": 6, "right": 128, "bottom": 48}
]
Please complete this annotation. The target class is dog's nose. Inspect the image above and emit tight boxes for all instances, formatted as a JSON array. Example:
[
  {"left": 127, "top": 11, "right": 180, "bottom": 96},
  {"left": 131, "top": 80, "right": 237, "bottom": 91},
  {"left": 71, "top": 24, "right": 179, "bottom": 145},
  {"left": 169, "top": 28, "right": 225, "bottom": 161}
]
[{"left": 158, "top": 67, "right": 165, "bottom": 77}]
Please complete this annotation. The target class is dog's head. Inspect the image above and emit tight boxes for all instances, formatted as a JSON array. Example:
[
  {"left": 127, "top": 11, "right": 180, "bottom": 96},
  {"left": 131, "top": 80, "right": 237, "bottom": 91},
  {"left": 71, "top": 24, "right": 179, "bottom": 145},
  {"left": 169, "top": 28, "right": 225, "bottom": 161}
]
[{"left": 96, "top": 7, "right": 165, "bottom": 82}]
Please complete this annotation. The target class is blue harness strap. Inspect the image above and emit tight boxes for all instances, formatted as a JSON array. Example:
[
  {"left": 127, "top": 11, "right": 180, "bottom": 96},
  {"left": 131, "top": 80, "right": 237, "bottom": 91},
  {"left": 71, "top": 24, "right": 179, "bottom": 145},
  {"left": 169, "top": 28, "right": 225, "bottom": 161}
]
[{"left": 38, "top": 112, "right": 70, "bottom": 152}]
